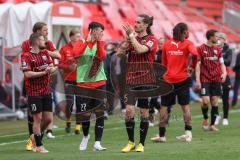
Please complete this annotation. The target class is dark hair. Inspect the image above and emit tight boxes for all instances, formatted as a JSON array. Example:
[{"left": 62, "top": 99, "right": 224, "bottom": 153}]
[
  {"left": 29, "top": 32, "right": 42, "bottom": 46},
  {"left": 206, "top": 29, "right": 217, "bottom": 40},
  {"left": 173, "top": 22, "right": 188, "bottom": 41},
  {"left": 32, "top": 22, "right": 47, "bottom": 33},
  {"left": 69, "top": 29, "right": 81, "bottom": 37},
  {"left": 138, "top": 14, "right": 154, "bottom": 35},
  {"left": 88, "top": 21, "right": 104, "bottom": 31}
]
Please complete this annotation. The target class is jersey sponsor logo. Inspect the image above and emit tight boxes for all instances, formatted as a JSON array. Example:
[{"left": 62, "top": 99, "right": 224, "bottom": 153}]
[
  {"left": 203, "top": 51, "right": 207, "bottom": 54},
  {"left": 146, "top": 40, "right": 154, "bottom": 47},
  {"left": 205, "top": 56, "right": 218, "bottom": 61},
  {"left": 168, "top": 50, "right": 183, "bottom": 56}
]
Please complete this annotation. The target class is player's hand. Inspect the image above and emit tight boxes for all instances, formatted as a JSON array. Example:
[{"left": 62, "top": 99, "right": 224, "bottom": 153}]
[
  {"left": 221, "top": 73, "right": 227, "bottom": 83},
  {"left": 69, "top": 63, "right": 77, "bottom": 71},
  {"left": 187, "top": 67, "right": 193, "bottom": 77},
  {"left": 86, "top": 29, "right": 92, "bottom": 42},
  {"left": 195, "top": 80, "right": 201, "bottom": 90},
  {"left": 45, "top": 67, "right": 51, "bottom": 74},
  {"left": 123, "top": 23, "right": 134, "bottom": 36}
]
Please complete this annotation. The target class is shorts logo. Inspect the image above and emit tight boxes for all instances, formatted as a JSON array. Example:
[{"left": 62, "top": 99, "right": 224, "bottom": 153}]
[
  {"left": 80, "top": 103, "right": 87, "bottom": 111},
  {"left": 31, "top": 104, "right": 37, "bottom": 111},
  {"left": 201, "top": 88, "right": 206, "bottom": 95}
]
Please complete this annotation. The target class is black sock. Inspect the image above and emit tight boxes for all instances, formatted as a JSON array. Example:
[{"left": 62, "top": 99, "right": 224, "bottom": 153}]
[
  {"left": 66, "top": 121, "right": 71, "bottom": 127},
  {"left": 46, "top": 129, "right": 52, "bottom": 134},
  {"left": 139, "top": 118, "right": 149, "bottom": 146},
  {"left": 34, "top": 134, "right": 42, "bottom": 147},
  {"left": 82, "top": 121, "right": 90, "bottom": 137},
  {"left": 125, "top": 118, "right": 135, "bottom": 142},
  {"left": 40, "top": 130, "right": 44, "bottom": 141},
  {"left": 159, "top": 127, "right": 166, "bottom": 137},
  {"left": 27, "top": 113, "right": 34, "bottom": 136},
  {"left": 211, "top": 106, "right": 218, "bottom": 125},
  {"left": 201, "top": 105, "right": 209, "bottom": 119},
  {"left": 223, "top": 105, "right": 229, "bottom": 119},
  {"left": 95, "top": 117, "right": 104, "bottom": 141},
  {"left": 185, "top": 125, "right": 192, "bottom": 131}
]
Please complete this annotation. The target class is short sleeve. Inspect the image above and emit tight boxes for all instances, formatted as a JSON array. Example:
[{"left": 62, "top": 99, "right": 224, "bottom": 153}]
[
  {"left": 21, "top": 53, "right": 32, "bottom": 72},
  {"left": 144, "top": 36, "right": 158, "bottom": 53},
  {"left": 47, "top": 41, "right": 56, "bottom": 51}
]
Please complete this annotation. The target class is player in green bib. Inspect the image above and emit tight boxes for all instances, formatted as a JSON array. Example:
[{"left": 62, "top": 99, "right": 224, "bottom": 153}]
[{"left": 73, "top": 22, "right": 107, "bottom": 151}]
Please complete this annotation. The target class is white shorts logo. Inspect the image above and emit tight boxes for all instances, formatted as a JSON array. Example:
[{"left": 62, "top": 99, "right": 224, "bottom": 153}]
[
  {"left": 31, "top": 104, "right": 37, "bottom": 111},
  {"left": 81, "top": 103, "right": 87, "bottom": 111},
  {"left": 201, "top": 88, "right": 206, "bottom": 95}
]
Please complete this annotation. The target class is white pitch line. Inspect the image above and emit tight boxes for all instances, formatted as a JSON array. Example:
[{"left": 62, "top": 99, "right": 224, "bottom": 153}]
[{"left": 0, "top": 109, "right": 240, "bottom": 146}]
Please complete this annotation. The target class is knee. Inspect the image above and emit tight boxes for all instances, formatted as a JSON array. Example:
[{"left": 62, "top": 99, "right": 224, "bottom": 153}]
[
  {"left": 125, "top": 106, "right": 134, "bottom": 117},
  {"left": 140, "top": 109, "right": 148, "bottom": 119}
]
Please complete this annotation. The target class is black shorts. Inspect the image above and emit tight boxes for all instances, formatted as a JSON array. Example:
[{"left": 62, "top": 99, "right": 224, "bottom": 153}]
[
  {"left": 125, "top": 86, "right": 149, "bottom": 109},
  {"left": 222, "top": 75, "right": 231, "bottom": 90},
  {"left": 28, "top": 94, "right": 53, "bottom": 114},
  {"left": 75, "top": 85, "right": 106, "bottom": 113},
  {"left": 64, "top": 81, "right": 77, "bottom": 113},
  {"left": 201, "top": 82, "right": 222, "bottom": 96},
  {"left": 161, "top": 78, "right": 190, "bottom": 106}
]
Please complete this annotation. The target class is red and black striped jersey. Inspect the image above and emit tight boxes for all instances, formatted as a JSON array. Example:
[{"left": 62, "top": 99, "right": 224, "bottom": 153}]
[
  {"left": 21, "top": 49, "right": 53, "bottom": 96},
  {"left": 197, "top": 44, "right": 223, "bottom": 83},
  {"left": 126, "top": 34, "right": 158, "bottom": 85}
]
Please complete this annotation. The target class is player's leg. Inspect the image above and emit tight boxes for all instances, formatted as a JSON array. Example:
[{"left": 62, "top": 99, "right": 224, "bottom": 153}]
[
  {"left": 65, "top": 94, "right": 74, "bottom": 133},
  {"left": 135, "top": 98, "right": 149, "bottom": 152},
  {"left": 41, "top": 94, "right": 54, "bottom": 143},
  {"left": 209, "top": 83, "right": 222, "bottom": 131},
  {"left": 76, "top": 96, "right": 91, "bottom": 151},
  {"left": 222, "top": 76, "right": 231, "bottom": 125},
  {"left": 121, "top": 94, "right": 136, "bottom": 153},
  {"left": 29, "top": 96, "right": 49, "bottom": 153},
  {"left": 200, "top": 83, "right": 211, "bottom": 130},
  {"left": 176, "top": 79, "right": 192, "bottom": 142},
  {"left": 151, "top": 91, "right": 175, "bottom": 143},
  {"left": 93, "top": 102, "right": 106, "bottom": 151},
  {"left": 25, "top": 111, "right": 34, "bottom": 151}
]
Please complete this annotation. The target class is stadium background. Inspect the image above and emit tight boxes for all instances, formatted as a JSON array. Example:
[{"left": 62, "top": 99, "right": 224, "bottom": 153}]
[{"left": 0, "top": 0, "right": 240, "bottom": 160}]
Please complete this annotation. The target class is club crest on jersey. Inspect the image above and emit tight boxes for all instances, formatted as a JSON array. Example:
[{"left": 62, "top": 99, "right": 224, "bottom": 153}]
[
  {"left": 204, "top": 51, "right": 207, "bottom": 54},
  {"left": 146, "top": 40, "right": 153, "bottom": 47},
  {"left": 213, "top": 49, "right": 218, "bottom": 55},
  {"left": 22, "top": 61, "right": 27, "bottom": 67},
  {"left": 42, "top": 55, "right": 47, "bottom": 61}
]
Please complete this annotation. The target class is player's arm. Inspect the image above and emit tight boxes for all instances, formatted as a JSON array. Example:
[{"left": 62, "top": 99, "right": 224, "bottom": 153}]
[
  {"left": 48, "top": 63, "right": 57, "bottom": 74},
  {"left": 73, "top": 40, "right": 88, "bottom": 59},
  {"left": 58, "top": 47, "right": 75, "bottom": 71},
  {"left": 48, "top": 51, "right": 61, "bottom": 59},
  {"left": 195, "top": 61, "right": 201, "bottom": 90},
  {"left": 24, "top": 70, "right": 49, "bottom": 79},
  {"left": 195, "top": 47, "right": 201, "bottom": 90},
  {"left": 220, "top": 56, "right": 227, "bottom": 82},
  {"left": 122, "top": 24, "right": 149, "bottom": 54},
  {"left": 161, "top": 43, "right": 167, "bottom": 66},
  {"left": 188, "top": 42, "right": 198, "bottom": 71},
  {"left": 96, "top": 41, "right": 107, "bottom": 60}
]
